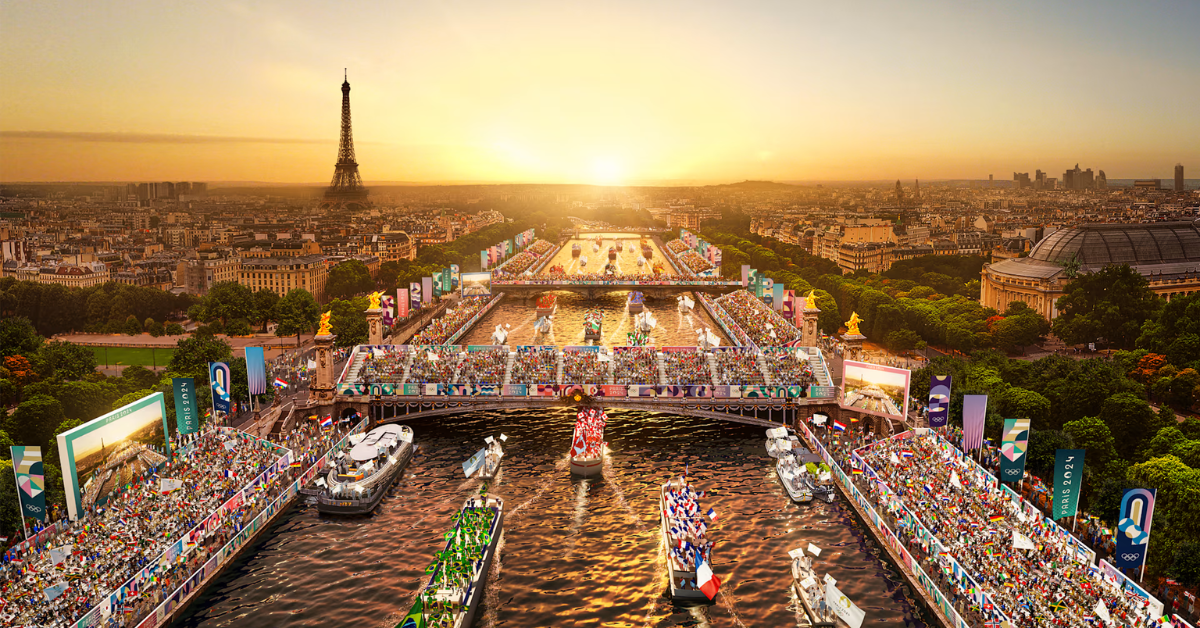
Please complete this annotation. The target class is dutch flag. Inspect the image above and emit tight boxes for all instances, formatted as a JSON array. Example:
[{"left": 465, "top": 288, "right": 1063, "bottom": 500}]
[
  {"left": 320, "top": 416, "right": 333, "bottom": 429},
  {"left": 273, "top": 378, "right": 288, "bottom": 389},
  {"left": 832, "top": 420, "right": 846, "bottom": 432}
]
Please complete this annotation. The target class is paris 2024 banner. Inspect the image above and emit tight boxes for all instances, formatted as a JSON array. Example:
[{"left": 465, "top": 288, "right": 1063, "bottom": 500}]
[{"left": 1052, "top": 448, "right": 1086, "bottom": 520}]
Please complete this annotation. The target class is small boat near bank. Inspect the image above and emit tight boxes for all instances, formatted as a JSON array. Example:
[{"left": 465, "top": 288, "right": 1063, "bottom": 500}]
[
  {"left": 397, "top": 490, "right": 504, "bottom": 628},
  {"left": 464, "top": 435, "right": 506, "bottom": 481},
  {"left": 583, "top": 309, "right": 603, "bottom": 342},
  {"left": 316, "top": 424, "right": 414, "bottom": 515},
  {"left": 766, "top": 426, "right": 800, "bottom": 458},
  {"left": 569, "top": 407, "right": 606, "bottom": 477},
  {"left": 790, "top": 549, "right": 838, "bottom": 627}
]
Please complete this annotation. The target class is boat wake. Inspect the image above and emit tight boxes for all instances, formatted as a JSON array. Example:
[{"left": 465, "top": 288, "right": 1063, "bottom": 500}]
[
  {"left": 601, "top": 448, "right": 641, "bottom": 527},
  {"left": 481, "top": 530, "right": 507, "bottom": 628},
  {"left": 507, "top": 454, "right": 568, "bottom": 522},
  {"left": 561, "top": 480, "right": 590, "bottom": 560}
]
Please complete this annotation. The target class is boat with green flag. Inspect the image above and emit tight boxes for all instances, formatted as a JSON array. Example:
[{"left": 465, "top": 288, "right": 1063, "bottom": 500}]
[{"left": 397, "top": 487, "right": 504, "bottom": 628}]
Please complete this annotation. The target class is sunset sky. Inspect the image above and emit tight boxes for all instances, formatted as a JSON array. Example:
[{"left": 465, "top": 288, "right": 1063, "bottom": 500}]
[{"left": 2, "top": 0, "right": 1198, "bottom": 184}]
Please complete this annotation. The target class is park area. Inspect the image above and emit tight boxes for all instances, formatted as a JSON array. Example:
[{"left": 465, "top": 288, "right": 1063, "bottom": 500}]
[{"left": 91, "top": 345, "right": 175, "bottom": 367}]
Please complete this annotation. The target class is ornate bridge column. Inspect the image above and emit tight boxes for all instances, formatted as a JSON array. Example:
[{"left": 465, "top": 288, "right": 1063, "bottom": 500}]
[
  {"left": 800, "top": 301, "right": 821, "bottom": 347},
  {"left": 366, "top": 308, "right": 383, "bottom": 345},
  {"left": 842, "top": 332, "right": 865, "bottom": 363},
  {"left": 310, "top": 312, "right": 337, "bottom": 404}
]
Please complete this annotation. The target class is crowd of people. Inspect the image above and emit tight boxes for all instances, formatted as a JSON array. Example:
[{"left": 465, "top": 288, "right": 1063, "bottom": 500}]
[
  {"left": 695, "top": 293, "right": 753, "bottom": 348},
  {"left": 456, "top": 348, "right": 509, "bottom": 385},
  {"left": 356, "top": 347, "right": 408, "bottom": 384},
  {"left": 665, "top": 239, "right": 690, "bottom": 254},
  {"left": 854, "top": 432, "right": 1152, "bottom": 627},
  {"left": 497, "top": 271, "right": 710, "bottom": 284},
  {"left": 409, "top": 297, "right": 493, "bottom": 345},
  {"left": 711, "top": 349, "right": 766, "bottom": 385},
  {"left": 676, "top": 250, "right": 715, "bottom": 275},
  {"left": 714, "top": 290, "right": 800, "bottom": 347},
  {"left": 491, "top": 239, "right": 555, "bottom": 277},
  {"left": 1, "top": 419, "right": 354, "bottom": 627},
  {"left": 508, "top": 347, "right": 559, "bottom": 385},
  {"left": 760, "top": 347, "right": 817, "bottom": 385},
  {"left": 405, "top": 347, "right": 461, "bottom": 384},
  {"left": 663, "top": 351, "right": 712, "bottom": 385},
  {"left": 611, "top": 347, "right": 659, "bottom": 385},
  {"left": 562, "top": 350, "right": 610, "bottom": 383}
]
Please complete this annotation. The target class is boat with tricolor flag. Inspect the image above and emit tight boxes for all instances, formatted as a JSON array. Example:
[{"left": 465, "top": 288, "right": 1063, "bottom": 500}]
[
  {"left": 316, "top": 424, "right": 414, "bottom": 515},
  {"left": 397, "top": 488, "right": 504, "bottom": 628},
  {"left": 569, "top": 407, "right": 606, "bottom": 476},
  {"left": 660, "top": 474, "right": 720, "bottom": 602},
  {"left": 583, "top": 309, "right": 603, "bottom": 342}
]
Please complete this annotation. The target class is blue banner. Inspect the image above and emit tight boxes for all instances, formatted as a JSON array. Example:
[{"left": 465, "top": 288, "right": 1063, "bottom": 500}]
[
  {"left": 1051, "top": 449, "right": 1086, "bottom": 520},
  {"left": 209, "top": 362, "right": 231, "bottom": 416},
  {"left": 11, "top": 446, "right": 46, "bottom": 521},
  {"left": 927, "top": 375, "right": 951, "bottom": 428},
  {"left": 1114, "top": 488, "right": 1156, "bottom": 569},
  {"left": 410, "top": 281, "right": 422, "bottom": 310},
  {"left": 173, "top": 377, "right": 199, "bottom": 435},
  {"left": 245, "top": 346, "right": 267, "bottom": 396}
]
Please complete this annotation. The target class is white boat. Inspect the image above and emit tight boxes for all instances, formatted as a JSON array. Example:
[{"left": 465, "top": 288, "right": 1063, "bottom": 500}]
[
  {"left": 636, "top": 256, "right": 646, "bottom": 268},
  {"left": 398, "top": 493, "right": 504, "bottom": 628},
  {"left": 790, "top": 550, "right": 838, "bottom": 627},
  {"left": 635, "top": 311, "right": 657, "bottom": 333},
  {"left": 592, "top": 242, "right": 600, "bottom": 253},
  {"left": 477, "top": 435, "right": 505, "bottom": 480},
  {"left": 580, "top": 255, "right": 588, "bottom": 268},
  {"left": 697, "top": 328, "right": 720, "bottom": 350},
  {"left": 677, "top": 295, "right": 695, "bottom": 312},
  {"left": 490, "top": 324, "right": 509, "bottom": 345},
  {"left": 534, "top": 316, "right": 553, "bottom": 335},
  {"left": 777, "top": 454, "right": 813, "bottom": 503},
  {"left": 765, "top": 427, "right": 799, "bottom": 458},
  {"left": 317, "top": 425, "right": 414, "bottom": 515},
  {"left": 660, "top": 477, "right": 716, "bottom": 602}
]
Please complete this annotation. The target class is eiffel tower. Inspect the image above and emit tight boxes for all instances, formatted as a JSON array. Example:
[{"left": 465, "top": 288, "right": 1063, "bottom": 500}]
[{"left": 321, "top": 70, "right": 371, "bottom": 210}]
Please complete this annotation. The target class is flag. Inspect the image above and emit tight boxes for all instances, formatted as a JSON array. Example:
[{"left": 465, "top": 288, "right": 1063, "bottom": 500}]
[
  {"left": 825, "top": 581, "right": 866, "bottom": 628},
  {"left": 707, "top": 508, "right": 718, "bottom": 522},
  {"left": 962, "top": 395, "right": 987, "bottom": 450},
  {"left": 244, "top": 347, "right": 267, "bottom": 396},
  {"left": 273, "top": 378, "right": 289, "bottom": 389},
  {"left": 1000, "top": 418, "right": 1031, "bottom": 481},
  {"left": 1052, "top": 449, "right": 1086, "bottom": 520},
  {"left": 832, "top": 420, "right": 846, "bottom": 432},
  {"left": 320, "top": 416, "right": 333, "bottom": 429},
  {"left": 697, "top": 560, "right": 721, "bottom": 600},
  {"left": 807, "top": 543, "right": 821, "bottom": 557},
  {"left": 900, "top": 450, "right": 914, "bottom": 458},
  {"left": 1013, "top": 530, "right": 1037, "bottom": 551},
  {"left": 10, "top": 446, "right": 45, "bottom": 521},
  {"left": 927, "top": 375, "right": 952, "bottom": 428},
  {"left": 989, "top": 514, "right": 1004, "bottom": 523},
  {"left": 1094, "top": 599, "right": 1111, "bottom": 623},
  {"left": 1114, "top": 488, "right": 1156, "bottom": 569},
  {"left": 949, "top": 470, "right": 962, "bottom": 489},
  {"left": 43, "top": 581, "right": 69, "bottom": 602}
]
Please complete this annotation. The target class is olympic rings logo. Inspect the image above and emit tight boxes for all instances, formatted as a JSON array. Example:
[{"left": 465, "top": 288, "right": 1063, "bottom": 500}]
[{"left": 1120, "top": 553, "right": 1140, "bottom": 562}]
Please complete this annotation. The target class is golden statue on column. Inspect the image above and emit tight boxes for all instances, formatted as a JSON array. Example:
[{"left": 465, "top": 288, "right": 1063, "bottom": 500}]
[
  {"left": 845, "top": 312, "right": 863, "bottom": 336},
  {"left": 368, "top": 291, "right": 383, "bottom": 310},
  {"left": 317, "top": 310, "right": 333, "bottom": 336}
]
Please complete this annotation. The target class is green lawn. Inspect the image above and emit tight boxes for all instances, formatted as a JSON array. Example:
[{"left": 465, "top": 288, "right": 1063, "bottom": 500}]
[{"left": 92, "top": 346, "right": 175, "bottom": 367}]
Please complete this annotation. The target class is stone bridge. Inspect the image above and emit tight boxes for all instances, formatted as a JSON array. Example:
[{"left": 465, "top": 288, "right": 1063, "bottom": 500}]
[{"left": 492, "top": 281, "right": 741, "bottom": 301}]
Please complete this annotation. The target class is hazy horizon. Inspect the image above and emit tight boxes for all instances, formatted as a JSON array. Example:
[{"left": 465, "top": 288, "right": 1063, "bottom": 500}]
[{"left": 3, "top": 0, "right": 1198, "bottom": 184}]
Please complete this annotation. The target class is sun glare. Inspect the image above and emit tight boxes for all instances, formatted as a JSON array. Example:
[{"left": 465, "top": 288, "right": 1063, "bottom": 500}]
[{"left": 590, "top": 158, "right": 625, "bottom": 186}]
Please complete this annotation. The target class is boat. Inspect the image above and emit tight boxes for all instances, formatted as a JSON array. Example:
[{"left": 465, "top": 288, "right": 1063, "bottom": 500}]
[
  {"left": 636, "top": 256, "right": 646, "bottom": 268},
  {"left": 616, "top": 241, "right": 624, "bottom": 252},
  {"left": 801, "top": 459, "right": 836, "bottom": 503},
  {"left": 641, "top": 242, "right": 653, "bottom": 258},
  {"left": 397, "top": 489, "right": 504, "bottom": 628},
  {"left": 603, "top": 262, "right": 616, "bottom": 276},
  {"left": 580, "top": 255, "right": 588, "bottom": 268},
  {"left": 697, "top": 327, "right": 720, "bottom": 350},
  {"left": 660, "top": 476, "right": 717, "bottom": 602},
  {"left": 479, "top": 435, "right": 506, "bottom": 480},
  {"left": 608, "top": 246, "right": 617, "bottom": 260},
  {"left": 627, "top": 291, "right": 645, "bottom": 314},
  {"left": 534, "top": 316, "right": 553, "bottom": 335},
  {"left": 790, "top": 549, "right": 837, "bottom": 627},
  {"left": 536, "top": 294, "right": 557, "bottom": 317},
  {"left": 652, "top": 261, "right": 665, "bottom": 275},
  {"left": 572, "top": 243, "right": 581, "bottom": 257},
  {"left": 592, "top": 242, "right": 600, "bottom": 253},
  {"left": 777, "top": 453, "right": 814, "bottom": 503},
  {"left": 765, "top": 427, "right": 799, "bottom": 458},
  {"left": 569, "top": 407, "right": 606, "bottom": 476},
  {"left": 317, "top": 424, "right": 414, "bottom": 515},
  {"left": 635, "top": 310, "right": 657, "bottom": 334},
  {"left": 583, "top": 309, "right": 603, "bottom": 342},
  {"left": 490, "top": 324, "right": 509, "bottom": 345},
  {"left": 677, "top": 295, "right": 695, "bottom": 312}
]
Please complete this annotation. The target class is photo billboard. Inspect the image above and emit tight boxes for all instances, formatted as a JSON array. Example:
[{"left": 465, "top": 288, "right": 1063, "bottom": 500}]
[
  {"left": 461, "top": 272, "right": 493, "bottom": 297},
  {"left": 57, "top": 392, "right": 170, "bottom": 520},
  {"left": 839, "top": 360, "right": 910, "bottom": 421}
]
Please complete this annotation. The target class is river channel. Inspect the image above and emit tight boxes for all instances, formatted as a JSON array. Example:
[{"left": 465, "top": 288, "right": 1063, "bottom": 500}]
[{"left": 176, "top": 408, "right": 930, "bottom": 628}]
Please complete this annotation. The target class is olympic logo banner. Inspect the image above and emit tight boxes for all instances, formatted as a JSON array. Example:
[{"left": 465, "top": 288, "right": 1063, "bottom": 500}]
[
  {"left": 11, "top": 446, "right": 46, "bottom": 521},
  {"left": 1114, "top": 488, "right": 1156, "bottom": 569},
  {"left": 209, "top": 362, "right": 231, "bottom": 416},
  {"left": 999, "top": 418, "right": 1030, "bottom": 482}
]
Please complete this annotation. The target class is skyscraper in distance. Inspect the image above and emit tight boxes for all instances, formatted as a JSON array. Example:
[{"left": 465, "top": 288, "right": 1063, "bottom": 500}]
[{"left": 1177, "top": 164, "right": 1186, "bottom": 192}]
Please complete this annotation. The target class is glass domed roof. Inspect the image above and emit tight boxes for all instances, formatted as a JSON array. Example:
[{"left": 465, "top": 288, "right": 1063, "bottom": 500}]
[{"left": 1028, "top": 221, "right": 1200, "bottom": 268}]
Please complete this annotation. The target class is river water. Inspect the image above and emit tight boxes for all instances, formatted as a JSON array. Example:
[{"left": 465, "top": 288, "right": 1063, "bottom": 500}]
[
  {"left": 176, "top": 409, "right": 930, "bottom": 628},
  {"left": 460, "top": 234, "right": 730, "bottom": 348}
]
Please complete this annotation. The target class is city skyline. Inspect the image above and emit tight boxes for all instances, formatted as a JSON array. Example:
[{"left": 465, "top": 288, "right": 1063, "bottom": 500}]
[{"left": 2, "top": 0, "right": 1199, "bottom": 184}]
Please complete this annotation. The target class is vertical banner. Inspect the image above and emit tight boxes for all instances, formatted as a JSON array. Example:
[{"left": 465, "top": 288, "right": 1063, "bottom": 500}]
[
  {"left": 480, "top": 250, "right": 488, "bottom": 270},
  {"left": 927, "top": 375, "right": 952, "bottom": 428},
  {"left": 11, "top": 446, "right": 46, "bottom": 521},
  {"left": 781, "top": 290, "right": 795, "bottom": 319},
  {"left": 380, "top": 295, "right": 396, "bottom": 325},
  {"left": 1052, "top": 449, "right": 1086, "bottom": 520},
  {"left": 410, "top": 282, "right": 422, "bottom": 310},
  {"left": 432, "top": 271, "right": 443, "bottom": 297},
  {"left": 1114, "top": 488, "right": 1156, "bottom": 569},
  {"left": 208, "top": 362, "right": 231, "bottom": 416},
  {"left": 421, "top": 277, "right": 433, "bottom": 304},
  {"left": 397, "top": 288, "right": 410, "bottom": 318},
  {"left": 772, "top": 283, "right": 785, "bottom": 311},
  {"left": 173, "top": 377, "right": 198, "bottom": 435},
  {"left": 245, "top": 346, "right": 267, "bottom": 396},
  {"left": 450, "top": 264, "right": 460, "bottom": 289},
  {"left": 999, "top": 418, "right": 1030, "bottom": 481},
  {"left": 961, "top": 394, "right": 987, "bottom": 450},
  {"left": 741, "top": 265, "right": 750, "bottom": 287},
  {"left": 442, "top": 268, "right": 453, "bottom": 294}
]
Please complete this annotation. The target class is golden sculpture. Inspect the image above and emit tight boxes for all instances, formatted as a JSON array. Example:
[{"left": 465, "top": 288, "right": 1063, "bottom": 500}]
[
  {"left": 368, "top": 290, "right": 383, "bottom": 310},
  {"left": 845, "top": 312, "right": 863, "bottom": 336},
  {"left": 805, "top": 290, "right": 817, "bottom": 310},
  {"left": 317, "top": 310, "right": 333, "bottom": 336}
]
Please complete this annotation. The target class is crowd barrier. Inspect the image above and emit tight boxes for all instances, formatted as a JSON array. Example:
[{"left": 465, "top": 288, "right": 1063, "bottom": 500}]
[
  {"left": 72, "top": 421, "right": 367, "bottom": 628},
  {"left": 799, "top": 423, "right": 973, "bottom": 628}
]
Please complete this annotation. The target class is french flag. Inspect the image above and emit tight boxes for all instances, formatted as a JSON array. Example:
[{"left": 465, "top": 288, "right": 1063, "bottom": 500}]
[
  {"left": 697, "top": 560, "right": 721, "bottom": 600},
  {"left": 832, "top": 420, "right": 846, "bottom": 432},
  {"left": 707, "top": 508, "right": 718, "bottom": 522}
]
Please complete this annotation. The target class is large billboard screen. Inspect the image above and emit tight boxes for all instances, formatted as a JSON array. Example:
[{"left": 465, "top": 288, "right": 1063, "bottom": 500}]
[
  {"left": 839, "top": 360, "right": 910, "bottom": 421},
  {"left": 57, "top": 392, "right": 171, "bottom": 520},
  {"left": 461, "top": 271, "right": 492, "bottom": 297}
]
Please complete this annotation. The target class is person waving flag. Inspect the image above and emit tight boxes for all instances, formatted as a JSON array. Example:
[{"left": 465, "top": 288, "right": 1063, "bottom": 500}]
[{"left": 273, "top": 378, "right": 289, "bottom": 389}]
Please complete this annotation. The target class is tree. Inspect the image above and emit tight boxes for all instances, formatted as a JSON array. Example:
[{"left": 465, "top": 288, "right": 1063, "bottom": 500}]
[
  {"left": 1097, "top": 392, "right": 1160, "bottom": 460},
  {"left": 884, "top": 329, "right": 920, "bottom": 354},
  {"left": 56, "top": 380, "right": 118, "bottom": 422},
  {"left": 164, "top": 322, "right": 184, "bottom": 336},
  {"left": 34, "top": 340, "right": 96, "bottom": 381},
  {"left": 0, "top": 316, "right": 43, "bottom": 358},
  {"left": 378, "top": 261, "right": 403, "bottom": 292},
  {"left": 1137, "top": 292, "right": 1200, "bottom": 367},
  {"left": 8, "top": 395, "right": 65, "bottom": 449},
  {"left": 325, "top": 259, "right": 375, "bottom": 301},
  {"left": 144, "top": 317, "right": 163, "bottom": 337},
  {"left": 112, "top": 389, "right": 155, "bottom": 411},
  {"left": 1168, "top": 541, "right": 1200, "bottom": 587},
  {"left": 123, "top": 314, "right": 142, "bottom": 336},
  {"left": 167, "top": 334, "right": 232, "bottom": 383},
  {"left": 992, "top": 303, "right": 1050, "bottom": 352},
  {"left": 225, "top": 318, "right": 252, "bottom": 337},
  {"left": 1062, "top": 415, "right": 1118, "bottom": 479},
  {"left": 119, "top": 365, "right": 161, "bottom": 393},
  {"left": 996, "top": 387, "right": 1051, "bottom": 425},
  {"left": 197, "top": 282, "right": 255, "bottom": 325},
  {"left": 1026, "top": 429, "right": 1074, "bottom": 478},
  {"left": 1052, "top": 264, "right": 1162, "bottom": 349},
  {"left": 328, "top": 297, "right": 369, "bottom": 347},
  {"left": 251, "top": 289, "right": 281, "bottom": 332},
  {"left": 275, "top": 288, "right": 320, "bottom": 345}
]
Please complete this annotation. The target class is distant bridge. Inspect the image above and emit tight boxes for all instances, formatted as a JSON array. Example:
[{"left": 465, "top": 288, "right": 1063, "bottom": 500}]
[{"left": 491, "top": 280, "right": 741, "bottom": 300}]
